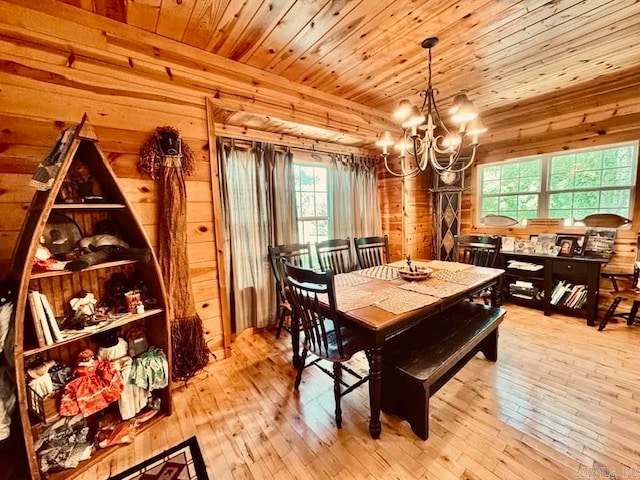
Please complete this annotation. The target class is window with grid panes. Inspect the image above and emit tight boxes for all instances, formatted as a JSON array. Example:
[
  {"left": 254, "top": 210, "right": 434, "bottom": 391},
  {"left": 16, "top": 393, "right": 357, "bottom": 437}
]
[
  {"left": 293, "top": 164, "right": 330, "bottom": 249},
  {"left": 478, "top": 142, "right": 638, "bottom": 225}
]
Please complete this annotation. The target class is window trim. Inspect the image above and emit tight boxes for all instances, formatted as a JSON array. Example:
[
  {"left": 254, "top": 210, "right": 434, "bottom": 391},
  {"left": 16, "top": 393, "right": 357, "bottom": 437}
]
[{"left": 476, "top": 140, "right": 639, "bottom": 227}]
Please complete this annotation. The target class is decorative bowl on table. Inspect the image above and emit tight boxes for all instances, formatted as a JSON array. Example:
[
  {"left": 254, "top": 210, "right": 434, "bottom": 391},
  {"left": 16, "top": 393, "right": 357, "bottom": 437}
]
[{"left": 397, "top": 266, "right": 432, "bottom": 281}]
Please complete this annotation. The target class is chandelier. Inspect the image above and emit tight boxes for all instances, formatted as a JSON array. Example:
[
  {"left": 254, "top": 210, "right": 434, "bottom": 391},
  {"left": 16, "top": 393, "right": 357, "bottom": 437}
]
[{"left": 376, "top": 37, "right": 487, "bottom": 177}]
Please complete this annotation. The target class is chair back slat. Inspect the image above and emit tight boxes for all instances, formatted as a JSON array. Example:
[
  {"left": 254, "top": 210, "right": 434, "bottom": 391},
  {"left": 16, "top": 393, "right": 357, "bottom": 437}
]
[
  {"left": 453, "top": 235, "right": 501, "bottom": 267},
  {"left": 354, "top": 235, "right": 390, "bottom": 269},
  {"left": 268, "top": 243, "right": 312, "bottom": 302},
  {"left": 316, "top": 238, "right": 353, "bottom": 274},
  {"left": 284, "top": 262, "right": 344, "bottom": 359}
]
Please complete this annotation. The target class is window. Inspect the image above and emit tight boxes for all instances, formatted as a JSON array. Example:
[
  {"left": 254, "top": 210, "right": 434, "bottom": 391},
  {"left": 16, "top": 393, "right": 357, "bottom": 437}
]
[
  {"left": 478, "top": 142, "right": 638, "bottom": 225},
  {"left": 293, "top": 163, "right": 330, "bottom": 246}
]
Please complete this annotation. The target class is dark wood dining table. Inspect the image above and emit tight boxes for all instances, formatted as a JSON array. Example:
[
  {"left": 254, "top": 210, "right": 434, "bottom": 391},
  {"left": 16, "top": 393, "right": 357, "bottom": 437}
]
[{"left": 291, "top": 261, "right": 505, "bottom": 439}]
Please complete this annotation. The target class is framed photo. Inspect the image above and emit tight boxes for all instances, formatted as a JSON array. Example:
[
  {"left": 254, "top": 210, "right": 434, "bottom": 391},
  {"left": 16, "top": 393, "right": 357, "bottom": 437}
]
[
  {"left": 584, "top": 227, "right": 616, "bottom": 257},
  {"left": 501, "top": 236, "right": 515, "bottom": 252},
  {"left": 556, "top": 234, "right": 586, "bottom": 256},
  {"left": 557, "top": 236, "right": 577, "bottom": 257},
  {"left": 535, "top": 233, "right": 557, "bottom": 255}
]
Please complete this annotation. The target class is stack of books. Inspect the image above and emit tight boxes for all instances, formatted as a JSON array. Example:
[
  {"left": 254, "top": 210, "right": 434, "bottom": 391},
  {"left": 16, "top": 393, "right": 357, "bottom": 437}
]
[
  {"left": 28, "top": 290, "right": 65, "bottom": 347},
  {"left": 550, "top": 281, "right": 588, "bottom": 309},
  {"left": 508, "top": 280, "right": 542, "bottom": 300}
]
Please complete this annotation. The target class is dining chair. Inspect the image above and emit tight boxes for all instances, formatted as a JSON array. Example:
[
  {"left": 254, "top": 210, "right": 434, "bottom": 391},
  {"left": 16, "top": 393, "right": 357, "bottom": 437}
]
[
  {"left": 316, "top": 238, "right": 354, "bottom": 274},
  {"left": 267, "top": 243, "right": 312, "bottom": 339},
  {"left": 284, "top": 261, "right": 370, "bottom": 428},
  {"left": 354, "top": 235, "right": 390, "bottom": 269},
  {"left": 453, "top": 235, "right": 502, "bottom": 267}
]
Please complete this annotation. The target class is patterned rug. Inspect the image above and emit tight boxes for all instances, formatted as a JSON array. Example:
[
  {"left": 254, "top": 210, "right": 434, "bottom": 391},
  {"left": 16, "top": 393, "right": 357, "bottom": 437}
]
[{"left": 109, "top": 436, "right": 208, "bottom": 480}]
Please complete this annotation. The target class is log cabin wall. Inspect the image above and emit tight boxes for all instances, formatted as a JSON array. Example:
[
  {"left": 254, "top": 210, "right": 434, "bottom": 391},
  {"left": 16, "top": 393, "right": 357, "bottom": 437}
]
[
  {"left": 462, "top": 66, "right": 640, "bottom": 312},
  {"left": 378, "top": 157, "right": 433, "bottom": 262},
  {"left": 0, "top": 0, "right": 384, "bottom": 358}
]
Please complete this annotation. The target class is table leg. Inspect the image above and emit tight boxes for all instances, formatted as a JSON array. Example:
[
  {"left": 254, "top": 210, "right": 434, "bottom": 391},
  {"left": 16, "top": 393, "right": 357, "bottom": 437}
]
[
  {"left": 368, "top": 346, "right": 382, "bottom": 439},
  {"left": 291, "top": 313, "right": 301, "bottom": 368},
  {"left": 491, "top": 276, "right": 503, "bottom": 307}
]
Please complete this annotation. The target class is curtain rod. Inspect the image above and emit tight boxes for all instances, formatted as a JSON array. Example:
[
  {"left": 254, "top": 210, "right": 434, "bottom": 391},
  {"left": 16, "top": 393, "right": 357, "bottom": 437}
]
[{"left": 216, "top": 136, "right": 377, "bottom": 160}]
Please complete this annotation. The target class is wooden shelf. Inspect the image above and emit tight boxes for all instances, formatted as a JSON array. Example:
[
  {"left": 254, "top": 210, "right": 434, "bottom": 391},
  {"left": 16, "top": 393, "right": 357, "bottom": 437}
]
[
  {"left": 23, "top": 308, "right": 163, "bottom": 357},
  {"left": 51, "top": 203, "right": 125, "bottom": 210},
  {"left": 30, "top": 260, "right": 139, "bottom": 279},
  {"left": 45, "top": 411, "right": 167, "bottom": 480}
]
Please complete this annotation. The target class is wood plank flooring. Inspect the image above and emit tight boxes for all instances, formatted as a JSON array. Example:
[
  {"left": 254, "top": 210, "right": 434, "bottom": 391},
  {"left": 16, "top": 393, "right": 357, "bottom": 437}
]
[{"left": 71, "top": 303, "right": 640, "bottom": 479}]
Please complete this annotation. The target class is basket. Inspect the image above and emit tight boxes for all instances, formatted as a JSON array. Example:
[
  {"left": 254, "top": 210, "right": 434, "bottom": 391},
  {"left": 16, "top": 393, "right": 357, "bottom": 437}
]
[
  {"left": 397, "top": 267, "right": 432, "bottom": 281},
  {"left": 27, "top": 386, "right": 61, "bottom": 424}
]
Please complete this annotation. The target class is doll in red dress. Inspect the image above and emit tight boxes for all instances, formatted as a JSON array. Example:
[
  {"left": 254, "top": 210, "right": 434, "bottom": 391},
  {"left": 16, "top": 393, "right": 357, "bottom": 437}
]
[{"left": 59, "top": 349, "right": 124, "bottom": 417}]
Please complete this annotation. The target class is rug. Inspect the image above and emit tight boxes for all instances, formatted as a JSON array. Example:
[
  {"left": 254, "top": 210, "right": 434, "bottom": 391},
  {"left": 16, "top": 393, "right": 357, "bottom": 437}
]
[{"left": 109, "top": 436, "right": 209, "bottom": 480}]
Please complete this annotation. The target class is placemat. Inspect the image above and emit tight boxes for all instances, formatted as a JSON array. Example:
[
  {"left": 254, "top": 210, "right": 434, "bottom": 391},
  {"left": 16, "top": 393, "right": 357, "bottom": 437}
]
[
  {"left": 399, "top": 278, "right": 469, "bottom": 298},
  {"left": 355, "top": 265, "right": 400, "bottom": 280},
  {"left": 373, "top": 287, "right": 439, "bottom": 314},
  {"left": 318, "top": 287, "right": 378, "bottom": 312},
  {"left": 334, "top": 272, "right": 373, "bottom": 288},
  {"left": 432, "top": 269, "right": 492, "bottom": 285},
  {"left": 423, "top": 260, "right": 473, "bottom": 271}
]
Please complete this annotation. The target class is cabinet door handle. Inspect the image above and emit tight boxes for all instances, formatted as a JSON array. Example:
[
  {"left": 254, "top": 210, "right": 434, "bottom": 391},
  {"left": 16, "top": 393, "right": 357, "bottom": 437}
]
[{"left": 567, "top": 265, "right": 572, "bottom": 269}]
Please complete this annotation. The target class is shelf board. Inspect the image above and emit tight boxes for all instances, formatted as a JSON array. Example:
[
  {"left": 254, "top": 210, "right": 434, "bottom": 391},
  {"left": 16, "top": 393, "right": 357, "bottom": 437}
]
[
  {"left": 505, "top": 272, "right": 544, "bottom": 281},
  {"left": 44, "top": 411, "right": 167, "bottom": 480},
  {"left": 51, "top": 203, "right": 125, "bottom": 210},
  {"left": 23, "top": 308, "right": 163, "bottom": 357},
  {"left": 506, "top": 295, "right": 545, "bottom": 309},
  {"left": 30, "top": 259, "right": 138, "bottom": 279}
]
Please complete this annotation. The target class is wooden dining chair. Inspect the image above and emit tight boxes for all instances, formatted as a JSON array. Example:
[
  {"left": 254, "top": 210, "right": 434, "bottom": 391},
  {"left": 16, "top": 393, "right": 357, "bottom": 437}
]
[
  {"left": 354, "top": 235, "right": 390, "bottom": 269},
  {"left": 316, "top": 238, "right": 353, "bottom": 274},
  {"left": 453, "top": 235, "right": 502, "bottom": 267},
  {"left": 284, "top": 261, "right": 370, "bottom": 428},
  {"left": 267, "top": 243, "right": 312, "bottom": 339}
]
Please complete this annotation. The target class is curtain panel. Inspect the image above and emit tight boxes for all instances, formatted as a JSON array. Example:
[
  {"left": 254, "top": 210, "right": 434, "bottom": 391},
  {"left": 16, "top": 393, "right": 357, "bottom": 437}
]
[
  {"left": 331, "top": 154, "right": 382, "bottom": 239},
  {"left": 218, "top": 139, "right": 300, "bottom": 333}
]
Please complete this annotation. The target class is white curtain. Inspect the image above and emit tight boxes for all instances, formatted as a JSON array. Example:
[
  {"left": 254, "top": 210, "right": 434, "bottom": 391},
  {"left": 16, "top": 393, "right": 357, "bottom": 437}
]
[
  {"left": 331, "top": 154, "right": 382, "bottom": 239},
  {"left": 267, "top": 147, "right": 298, "bottom": 245},
  {"left": 218, "top": 140, "right": 275, "bottom": 332}
]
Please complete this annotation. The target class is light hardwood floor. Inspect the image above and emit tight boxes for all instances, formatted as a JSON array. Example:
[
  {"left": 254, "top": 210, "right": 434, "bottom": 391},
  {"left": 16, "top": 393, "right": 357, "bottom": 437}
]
[{"left": 77, "top": 303, "right": 640, "bottom": 480}]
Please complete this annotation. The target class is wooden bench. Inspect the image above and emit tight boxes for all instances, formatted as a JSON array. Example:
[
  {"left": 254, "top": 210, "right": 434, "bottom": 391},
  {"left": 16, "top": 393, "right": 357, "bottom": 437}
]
[{"left": 381, "top": 301, "right": 506, "bottom": 440}]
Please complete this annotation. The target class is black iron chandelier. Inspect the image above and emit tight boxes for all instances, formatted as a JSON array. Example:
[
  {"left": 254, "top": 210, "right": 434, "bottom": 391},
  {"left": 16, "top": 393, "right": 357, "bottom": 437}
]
[{"left": 376, "top": 37, "right": 487, "bottom": 177}]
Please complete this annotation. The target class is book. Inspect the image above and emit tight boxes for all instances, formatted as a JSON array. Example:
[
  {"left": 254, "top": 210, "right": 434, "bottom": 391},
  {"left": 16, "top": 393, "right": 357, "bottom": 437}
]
[
  {"left": 29, "top": 291, "right": 53, "bottom": 345},
  {"left": 27, "top": 291, "right": 46, "bottom": 348},
  {"left": 39, "top": 292, "right": 63, "bottom": 342}
]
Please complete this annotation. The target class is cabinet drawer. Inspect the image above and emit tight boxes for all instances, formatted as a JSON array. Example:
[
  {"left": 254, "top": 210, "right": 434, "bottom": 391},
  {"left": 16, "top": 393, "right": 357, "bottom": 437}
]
[{"left": 552, "top": 260, "right": 588, "bottom": 276}]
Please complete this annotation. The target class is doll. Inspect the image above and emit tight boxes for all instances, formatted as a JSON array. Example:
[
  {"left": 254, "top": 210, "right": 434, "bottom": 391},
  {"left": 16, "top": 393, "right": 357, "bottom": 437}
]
[
  {"left": 27, "top": 359, "right": 56, "bottom": 397},
  {"left": 95, "top": 331, "right": 149, "bottom": 420},
  {"left": 59, "top": 349, "right": 124, "bottom": 417}
]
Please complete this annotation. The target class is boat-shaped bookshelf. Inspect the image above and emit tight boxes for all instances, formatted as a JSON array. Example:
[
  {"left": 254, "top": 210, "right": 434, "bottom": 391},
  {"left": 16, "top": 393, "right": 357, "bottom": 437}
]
[{"left": 10, "top": 115, "right": 172, "bottom": 479}]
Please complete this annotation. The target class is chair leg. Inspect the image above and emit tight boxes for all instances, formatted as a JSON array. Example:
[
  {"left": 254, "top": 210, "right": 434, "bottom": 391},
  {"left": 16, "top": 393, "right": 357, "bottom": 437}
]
[
  {"left": 275, "top": 306, "right": 288, "bottom": 339},
  {"left": 627, "top": 300, "right": 640, "bottom": 326},
  {"left": 294, "top": 348, "right": 308, "bottom": 390},
  {"left": 333, "top": 362, "right": 342, "bottom": 428},
  {"left": 599, "top": 296, "right": 622, "bottom": 331}
]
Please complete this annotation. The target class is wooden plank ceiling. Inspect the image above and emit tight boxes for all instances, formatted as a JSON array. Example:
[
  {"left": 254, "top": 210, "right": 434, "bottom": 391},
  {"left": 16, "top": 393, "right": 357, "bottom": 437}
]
[{"left": 59, "top": 0, "right": 640, "bottom": 145}]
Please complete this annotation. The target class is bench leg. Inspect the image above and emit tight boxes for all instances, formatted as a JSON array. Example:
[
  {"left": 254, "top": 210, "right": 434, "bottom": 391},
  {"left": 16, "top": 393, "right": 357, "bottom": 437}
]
[
  {"left": 479, "top": 329, "right": 499, "bottom": 362},
  {"left": 368, "top": 347, "right": 382, "bottom": 439}
]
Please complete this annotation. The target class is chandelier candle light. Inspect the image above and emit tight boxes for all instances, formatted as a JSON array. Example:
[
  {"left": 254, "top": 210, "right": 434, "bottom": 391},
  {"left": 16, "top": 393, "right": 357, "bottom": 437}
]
[{"left": 377, "top": 37, "right": 487, "bottom": 177}]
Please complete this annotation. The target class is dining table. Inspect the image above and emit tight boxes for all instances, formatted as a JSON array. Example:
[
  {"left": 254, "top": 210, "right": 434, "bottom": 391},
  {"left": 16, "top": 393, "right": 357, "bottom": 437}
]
[{"left": 290, "top": 259, "right": 505, "bottom": 439}]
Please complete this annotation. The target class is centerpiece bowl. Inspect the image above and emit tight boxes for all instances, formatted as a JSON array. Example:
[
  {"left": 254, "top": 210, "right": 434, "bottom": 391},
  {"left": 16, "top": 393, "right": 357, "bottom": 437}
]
[{"left": 397, "top": 266, "right": 432, "bottom": 281}]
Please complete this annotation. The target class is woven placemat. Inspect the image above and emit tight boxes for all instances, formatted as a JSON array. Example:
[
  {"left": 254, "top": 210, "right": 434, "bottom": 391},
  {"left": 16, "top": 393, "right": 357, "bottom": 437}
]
[
  {"left": 423, "top": 260, "right": 473, "bottom": 271},
  {"left": 399, "top": 278, "right": 469, "bottom": 298},
  {"left": 355, "top": 265, "right": 400, "bottom": 280},
  {"left": 334, "top": 272, "right": 373, "bottom": 288},
  {"left": 432, "top": 269, "right": 492, "bottom": 286},
  {"left": 318, "top": 287, "right": 378, "bottom": 312},
  {"left": 373, "top": 287, "right": 439, "bottom": 314}
]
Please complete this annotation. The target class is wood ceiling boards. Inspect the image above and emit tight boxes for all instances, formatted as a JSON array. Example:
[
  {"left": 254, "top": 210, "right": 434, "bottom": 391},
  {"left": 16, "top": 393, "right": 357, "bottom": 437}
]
[{"left": 57, "top": 0, "right": 640, "bottom": 138}]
